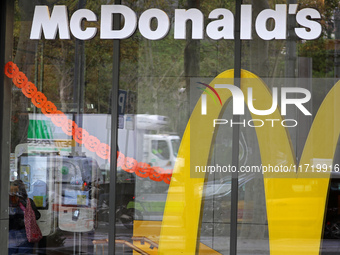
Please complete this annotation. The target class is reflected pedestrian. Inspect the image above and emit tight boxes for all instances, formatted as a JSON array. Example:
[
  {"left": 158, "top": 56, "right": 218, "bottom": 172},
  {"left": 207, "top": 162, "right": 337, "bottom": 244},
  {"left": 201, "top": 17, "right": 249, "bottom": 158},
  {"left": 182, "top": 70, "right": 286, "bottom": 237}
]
[{"left": 9, "top": 180, "right": 41, "bottom": 255}]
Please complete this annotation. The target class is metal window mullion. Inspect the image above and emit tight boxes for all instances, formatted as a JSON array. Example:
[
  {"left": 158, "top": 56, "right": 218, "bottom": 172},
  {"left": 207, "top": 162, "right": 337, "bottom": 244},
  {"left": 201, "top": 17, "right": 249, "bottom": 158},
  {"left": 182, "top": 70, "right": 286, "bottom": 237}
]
[
  {"left": 108, "top": 0, "right": 122, "bottom": 254},
  {"left": 0, "top": 0, "right": 14, "bottom": 254},
  {"left": 230, "top": 0, "right": 242, "bottom": 254}
]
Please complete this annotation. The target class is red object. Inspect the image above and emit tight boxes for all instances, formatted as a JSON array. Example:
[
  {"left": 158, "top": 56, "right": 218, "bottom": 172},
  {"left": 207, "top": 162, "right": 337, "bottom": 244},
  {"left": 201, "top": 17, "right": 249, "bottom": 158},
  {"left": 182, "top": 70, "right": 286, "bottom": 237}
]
[
  {"left": 22, "top": 82, "right": 37, "bottom": 98},
  {"left": 22, "top": 199, "right": 42, "bottom": 243},
  {"left": 84, "top": 135, "right": 100, "bottom": 152},
  {"left": 117, "top": 151, "right": 125, "bottom": 168},
  {"left": 32, "top": 92, "right": 47, "bottom": 108},
  {"left": 62, "top": 119, "right": 78, "bottom": 136},
  {"left": 135, "top": 162, "right": 151, "bottom": 178},
  {"left": 51, "top": 111, "right": 67, "bottom": 127},
  {"left": 13, "top": 72, "right": 28, "bottom": 88},
  {"left": 149, "top": 167, "right": 164, "bottom": 182},
  {"left": 163, "top": 169, "right": 173, "bottom": 184},
  {"left": 4, "top": 62, "right": 19, "bottom": 78},
  {"left": 73, "top": 127, "right": 89, "bottom": 144},
  {"left": 41, "top": 101, "right": 57, "bottom": 116},
  {"left": 4, "top": 61, "right": 173, "bottom": 185},
  {"left": 122, "top": 157, "right": 137, "bottom": 173},
  {"left": 96, "top": 143, "right": 110, "bottom": 160}
]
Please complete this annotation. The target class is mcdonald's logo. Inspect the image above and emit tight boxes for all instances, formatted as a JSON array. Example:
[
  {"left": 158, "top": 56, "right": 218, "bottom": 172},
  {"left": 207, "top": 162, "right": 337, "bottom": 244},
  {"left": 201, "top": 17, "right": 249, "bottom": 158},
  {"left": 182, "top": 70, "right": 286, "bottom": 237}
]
[{"left": 158, "top": 69, "right": 340, "bottom": 254}]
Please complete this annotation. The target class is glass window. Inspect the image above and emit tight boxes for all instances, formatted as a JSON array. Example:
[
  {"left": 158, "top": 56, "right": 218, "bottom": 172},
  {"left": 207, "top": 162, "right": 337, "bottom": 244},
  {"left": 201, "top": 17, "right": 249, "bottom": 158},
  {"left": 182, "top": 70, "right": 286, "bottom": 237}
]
[
  {"left": 171, "top": 138, "right": 180, "bottom": 157},
  {"left": 4, "top": 0, "right": 340, "bottom": 254},
  {"left": 151, "top": 140, "right": 170, "bottom": 160}
]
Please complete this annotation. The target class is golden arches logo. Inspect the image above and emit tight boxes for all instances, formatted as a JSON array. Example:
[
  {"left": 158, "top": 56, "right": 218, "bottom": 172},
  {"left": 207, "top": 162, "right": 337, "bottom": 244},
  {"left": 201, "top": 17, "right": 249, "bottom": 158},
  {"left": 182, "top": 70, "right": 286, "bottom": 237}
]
[{"left": 158, "top": 70, "right": 340, "bottom": 254}]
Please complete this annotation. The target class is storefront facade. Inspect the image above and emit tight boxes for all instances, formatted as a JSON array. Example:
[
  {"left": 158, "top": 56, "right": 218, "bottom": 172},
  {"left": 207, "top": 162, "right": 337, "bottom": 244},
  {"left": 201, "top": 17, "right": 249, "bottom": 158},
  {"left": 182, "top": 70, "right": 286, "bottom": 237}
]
[{"left": 1, "top": 0, "right": 340, "bottom": 254}]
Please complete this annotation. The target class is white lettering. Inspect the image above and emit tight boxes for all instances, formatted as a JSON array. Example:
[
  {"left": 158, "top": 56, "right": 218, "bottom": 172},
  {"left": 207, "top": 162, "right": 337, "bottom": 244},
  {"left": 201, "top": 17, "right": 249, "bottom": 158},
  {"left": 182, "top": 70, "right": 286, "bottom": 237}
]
[
  {"left": 174, "top": 9, "right": 204, "bottom": 39},
  {"left": 213, "top": 118, "right": 299, "bottom": 127},
  {"left": 295, "top": 8, "right": 322, "bottom": 40},
  {"left": 240, "top": 5, "right": 252, "bottom": 39},
  {"left": 206, "top": 9, "right": 234, "bottom": 40},
  {"left": 100, "top": 5, "right": 137, "bottom": 39},
  {"left": 255, "top": 4, "right": 287, "bottom": 40},
  {"left": 281, "top": 87, "right": 312, "bottom": 116},
  {"left": 281, "top": 119, "right": 298, "bottom": 127},
  {"left": 139, "top": 9, "right": 170, "bottom": 40},
  {"left": 30, "top": 6, "right": 70, "bottom": 39},
  {"left": 248, "top": 119, "right": 264, "bottom": 127},
  {"left": 215, "top": 84, "right": 245, "bottom": 115},
  {"left": 265, "top": 119, "right": 280, "bottom": 127},
  {"left": 247, "top": 87, "right": 278, "bottom": 115},
  {"left": 201, "top": 94, "right": 207, "bottom": 115},
  {"left": 213, "top": 119, "right": 228, "bottom": 127},
  {"left": 230, "top": 119, "right": 246, "bottom": 127},
  {"left": 29, "top": 4, "right": 322, "bottom": 41},
  {"left": 70, "top": 9, "right": 97, "bottom": 40}
]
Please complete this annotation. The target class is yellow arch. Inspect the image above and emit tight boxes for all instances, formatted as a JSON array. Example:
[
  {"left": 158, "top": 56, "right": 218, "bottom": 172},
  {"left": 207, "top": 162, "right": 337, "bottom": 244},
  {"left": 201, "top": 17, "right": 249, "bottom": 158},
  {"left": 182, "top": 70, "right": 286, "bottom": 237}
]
[{"left": 158, "top": 69, "right": 340, "bottom": 254}]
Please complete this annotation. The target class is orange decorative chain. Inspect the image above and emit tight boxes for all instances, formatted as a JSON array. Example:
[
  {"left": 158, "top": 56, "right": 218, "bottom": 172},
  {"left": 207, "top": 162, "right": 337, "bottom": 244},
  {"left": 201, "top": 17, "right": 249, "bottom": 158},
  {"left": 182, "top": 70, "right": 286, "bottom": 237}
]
[{"left": 5, "top": 62, "right": 172, "bottom": 184}]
